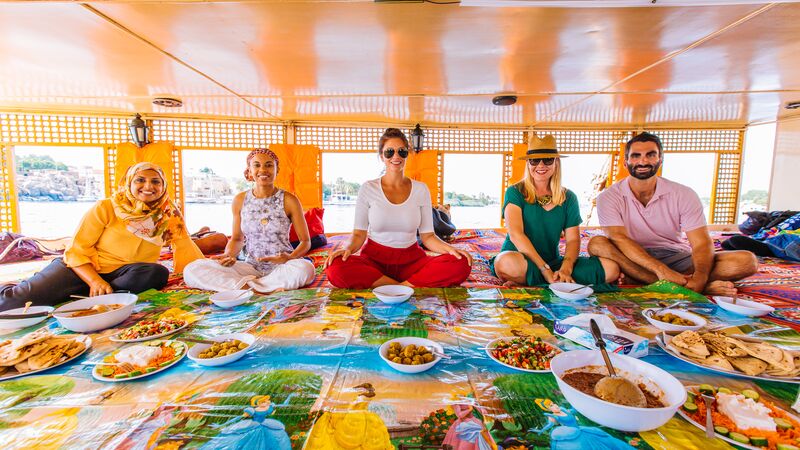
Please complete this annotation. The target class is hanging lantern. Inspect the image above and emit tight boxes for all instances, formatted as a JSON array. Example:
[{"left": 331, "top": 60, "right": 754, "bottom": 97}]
[
  {"left": 411, "top": 123, "right": 425, "bottom": 152},
  {"left": 128, "top": 113, "right": 150, "bottom": 148}
]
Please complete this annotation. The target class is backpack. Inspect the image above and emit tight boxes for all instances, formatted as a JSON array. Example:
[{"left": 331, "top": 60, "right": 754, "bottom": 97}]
[
  {"left": 0, "top": 232, "right": 63, "bottom": 264},
  {"left": 740, "top": 210, "right": 799, "bottom": 235}
]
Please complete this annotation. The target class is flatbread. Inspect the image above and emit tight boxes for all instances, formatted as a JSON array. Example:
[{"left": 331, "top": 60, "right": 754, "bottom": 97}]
[
  {"left": 670, "top": 331, "right": 710, "bottom": 358},
  {"left": 10, "top": 328, "right": 52, "bottom": 351},
  {"left": 701, "top": 333, "right": 748, "bottom": 357},
  {"left": 728, "top": 356, "right": 768, "bottom": 376},
  {"left": 704, "top": 353, "right": 735, "bottom": 371},
  {"left": 64, "top": 339, "right": 85, "bottom": 358},
  {"left": 27, "top": 340, "right": 72, "bottom": 371},
  {"left": 0, "top": 341, "right": 51, "bottom": 367},
  {"left": 13, "top": 360, "right": 30, "bottom": 373}
]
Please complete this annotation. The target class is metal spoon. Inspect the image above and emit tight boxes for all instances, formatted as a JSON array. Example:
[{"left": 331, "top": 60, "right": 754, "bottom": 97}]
[
  {"left": 589, "top": 318, "right": 647, "bottom": 408},
  {"left": 701, "top": 394, "right": 716, "bottom": 438},
  {"left": 652, "top": 301, "right": 689, "bottom": 316},
  {"left": 566, "top": 283, "right": 593, "bottom": 293}
]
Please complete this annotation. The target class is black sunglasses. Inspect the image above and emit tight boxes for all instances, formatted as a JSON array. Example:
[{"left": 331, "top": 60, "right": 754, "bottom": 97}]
[
  {"left": 383, "top": 147, "right": 409, "bottom": 159},
  {"left": 528, "top": 157, "right": 556, "bottom": 166}
]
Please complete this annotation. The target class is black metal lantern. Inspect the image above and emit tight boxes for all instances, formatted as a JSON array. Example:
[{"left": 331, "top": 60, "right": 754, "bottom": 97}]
[
  {"left": 128, "top": 113, "right": 150, "bottom": 148},
  {"left": 410, "top": 123, "right": 424, "bottom": 152}
]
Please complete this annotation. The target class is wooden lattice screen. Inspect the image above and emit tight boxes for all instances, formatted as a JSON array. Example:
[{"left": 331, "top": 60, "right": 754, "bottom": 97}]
[{"left": 0, "top": 112, "right": 745, "bottom": 232}]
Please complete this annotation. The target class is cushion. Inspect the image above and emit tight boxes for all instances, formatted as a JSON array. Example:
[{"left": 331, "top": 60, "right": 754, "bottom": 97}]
[{"left": 289, "top": 208, "right": 325, "bottom": 242}]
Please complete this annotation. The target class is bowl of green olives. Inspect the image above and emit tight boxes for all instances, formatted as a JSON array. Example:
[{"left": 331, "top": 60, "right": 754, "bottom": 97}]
[
  {"left": 187, "top": 333, "right": 255, "bottom": 366},
  {"left": 379, "top": 337, "right": 444, "bottom": 374}
]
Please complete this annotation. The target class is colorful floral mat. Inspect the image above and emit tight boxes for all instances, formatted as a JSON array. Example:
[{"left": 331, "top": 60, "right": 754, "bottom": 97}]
[{"left": 2, "top": 281, "right": 800, "bottom": 449}]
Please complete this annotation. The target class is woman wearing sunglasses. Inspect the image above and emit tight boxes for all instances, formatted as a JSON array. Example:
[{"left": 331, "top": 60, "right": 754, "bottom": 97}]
[
  {"left": 325, "top": 128, "right": 472, "bottom": 288},
  {"left": 490, "top": 134, "right": 619, "bottom": 288}
]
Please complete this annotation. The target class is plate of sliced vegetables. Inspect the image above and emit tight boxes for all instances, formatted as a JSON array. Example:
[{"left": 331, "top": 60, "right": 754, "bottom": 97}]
[
  {"left": 486, "top": 336, "right": 562, "bottom": 373},
  {"left": 678, "top": 384, "right": 800, "bottom": 450},
  {"left": 109, "top": 318, "right": 188, "bottom": 343},
  {"left": 92, "top": 340, "right": 187, "bottom": 382}
]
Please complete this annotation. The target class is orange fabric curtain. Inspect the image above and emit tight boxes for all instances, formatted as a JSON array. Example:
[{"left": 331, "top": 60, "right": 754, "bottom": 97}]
[
  {"left": 404, "top": 150, "right": 441, "bottom": 203},
  {"left": 510, "top": 143, "right": 528, "bottom": 184},
  {"left": 114, "top": 142, "right": 177, "bottom": 200},
  {"left": 268, "top": 144, "right": 322, "bottom": 209}
]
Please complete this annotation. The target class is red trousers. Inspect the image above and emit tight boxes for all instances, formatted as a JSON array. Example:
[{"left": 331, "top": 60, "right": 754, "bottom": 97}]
[{"left": 326, "top": 240, "right": 471, "bottom": 289}]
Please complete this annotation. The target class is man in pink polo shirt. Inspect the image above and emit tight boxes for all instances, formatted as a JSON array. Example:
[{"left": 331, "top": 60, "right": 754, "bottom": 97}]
[{"left": 588, "top": 132, "right": 757, "bottom": 296}]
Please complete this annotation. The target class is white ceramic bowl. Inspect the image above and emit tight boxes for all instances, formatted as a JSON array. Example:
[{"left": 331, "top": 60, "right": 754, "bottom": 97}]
[
  {"left": 642, "top": 308, "right": 707, "bottom": 332},
  {"left": 549, "top": 282, "right": 594, "bottom": 301},
  {"left": 0, "top": 306, "right": 54, "bottom": 329},
  {"left": 187, "top": 333, "right": 256, "bottom": 367},
  {"left": 373, "top": 285, "right": 414, "bottom": 304},
  {"left": 550, "top": 350, "right": 686, "bottom": 432},
  {"left": 53, "top": 293, "right": 137, "bottom": 333},
  {"left": 713, "top": 296, "right": 774, "bottom": 317},
  {"left": 379, "top": 337, "right": 443, "bottom": 374},
  {"left": 209, "top": 290, "right": 253, "bottom": 308}
]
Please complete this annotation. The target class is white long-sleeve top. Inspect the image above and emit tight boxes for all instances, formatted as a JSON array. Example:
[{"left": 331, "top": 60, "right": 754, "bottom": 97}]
[{"left": 353, "top": 178, "right": 434, "bottom": 248}]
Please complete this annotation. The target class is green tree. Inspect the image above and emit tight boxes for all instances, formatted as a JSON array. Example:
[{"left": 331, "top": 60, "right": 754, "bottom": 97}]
[
  {"left": 235, "top": 178, "right": 251, "bottom": 192},
  {"left": 741, "top": 189, "right": 768, "bottom": 206},
  {"left": 15, "top": 155, "right": 68, "bottom": 173}
]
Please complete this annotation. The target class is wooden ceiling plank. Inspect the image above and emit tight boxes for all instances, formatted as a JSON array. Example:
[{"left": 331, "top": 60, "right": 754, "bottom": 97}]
[
  {"left": 80, "top": 3, "right": 283, "bottom": 122},
  {"left": 532, "top": 3, "right": 777, "bottom": 127}
]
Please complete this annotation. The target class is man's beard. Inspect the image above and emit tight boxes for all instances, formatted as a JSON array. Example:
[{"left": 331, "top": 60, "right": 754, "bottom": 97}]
[{"left": 626, "top": 160, "right": 661, "bottom": 180}]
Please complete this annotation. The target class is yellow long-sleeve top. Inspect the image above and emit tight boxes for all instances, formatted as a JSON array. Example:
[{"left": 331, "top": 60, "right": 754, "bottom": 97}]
[{"left": 63, "top": 199, "right": 162, "bottom": 274}]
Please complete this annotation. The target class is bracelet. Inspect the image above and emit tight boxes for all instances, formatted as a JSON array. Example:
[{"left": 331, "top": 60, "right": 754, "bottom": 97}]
[{"left": 539, "top": 263, "right": 551, "bottom": 272}]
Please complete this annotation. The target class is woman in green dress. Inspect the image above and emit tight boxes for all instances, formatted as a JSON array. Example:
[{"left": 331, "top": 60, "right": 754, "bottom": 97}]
[{"left": 490, "top": 134, "right": 619, "bottom": 288}]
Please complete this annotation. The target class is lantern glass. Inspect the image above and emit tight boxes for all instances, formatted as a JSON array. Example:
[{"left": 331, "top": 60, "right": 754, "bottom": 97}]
[
  {"left": 411, "top": 124, "right": 424, "bottom": 152},
  {"left": 128, "top": 114, "right": 149, "bottom": 147}
]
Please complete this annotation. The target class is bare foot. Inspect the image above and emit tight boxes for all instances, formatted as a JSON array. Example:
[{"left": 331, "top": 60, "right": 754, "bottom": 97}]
[
  {"left": 502, "top": 280, "right": 520, "bottom": 288},
  {"left": 704, "top": 280, "right": 737, "bottom": 297}
]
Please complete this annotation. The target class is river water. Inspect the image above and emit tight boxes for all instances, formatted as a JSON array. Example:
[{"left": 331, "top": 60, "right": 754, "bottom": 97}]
[{"left": 17, "top": 201, "right": 504, "bottom": 238}]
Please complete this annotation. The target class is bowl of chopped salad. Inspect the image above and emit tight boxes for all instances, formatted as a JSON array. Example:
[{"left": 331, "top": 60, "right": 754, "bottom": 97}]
[
  {"left": 486, "top": 336, "right": 562, "bottom": 372},
  {"left": 110, "top": 318, "right": 188, "bottom": 342}
]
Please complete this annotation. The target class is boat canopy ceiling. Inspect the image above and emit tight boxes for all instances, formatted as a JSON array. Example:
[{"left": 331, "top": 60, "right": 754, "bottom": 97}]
[{"left": 1, "top": 0, "right": 800, "bottom": 128}]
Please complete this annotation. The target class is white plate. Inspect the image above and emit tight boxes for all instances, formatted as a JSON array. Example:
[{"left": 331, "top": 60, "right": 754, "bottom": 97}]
[
  {"left": 91, "top": 340, "right": 187, "bottom": 382},
  {"left": 0, "top": 306, "right": 54, "bottom": 329},
  {"left": 642, "top": 308, "right": 707, "bottom": 332},
  {"left": 549, "top": 282, "right": 593, "bottom": 301},
  {"left": 379, "top": 337, "right": 442, "bottom": 374},
  {"left": 676, "top": 385, "right": 800, "bottom": 450},
  {"left": 0, "top": 334, "right": 92, "bottom": 381},
  {"left": 485, "top": 337, "right": 562, "bottom": 373},
  {"left": 713, "top": 296, "right": 775, "bottom": 317},
  {"left": 656, "top": 333, "right": 800, "bottom": 384},
  {"left": 187, "top": 333, "right": 256, "bottom": 367},
  {"left": 109, "top": 320, "right": 189, "bottom": 343},
  {"left": 209, "top": 290, "right": 253, "bottom": 308},
  {"left": 373, "top": 285, "right": 414, "bottom": 304}
]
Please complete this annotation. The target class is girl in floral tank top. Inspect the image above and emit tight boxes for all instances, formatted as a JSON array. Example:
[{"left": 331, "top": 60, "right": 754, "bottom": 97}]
[
  {"left": 183, "top": 149, "right": 315, "bottom": 293},
  {"left": 240, "top": 189, "right": 294, "bottom": 275}
]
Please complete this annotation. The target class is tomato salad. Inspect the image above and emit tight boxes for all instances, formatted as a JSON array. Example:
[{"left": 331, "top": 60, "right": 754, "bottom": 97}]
[
  {"left": 115, "top": 318, "right": 186, "bottom": 341},
  {"left": 489, "top": 337, "right": 561, "bottom": 371}
]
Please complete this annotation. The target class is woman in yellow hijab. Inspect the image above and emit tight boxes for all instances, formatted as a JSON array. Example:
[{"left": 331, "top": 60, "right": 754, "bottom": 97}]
[{"left": 0, "top": 162, "right": 202, "bottom": 311}]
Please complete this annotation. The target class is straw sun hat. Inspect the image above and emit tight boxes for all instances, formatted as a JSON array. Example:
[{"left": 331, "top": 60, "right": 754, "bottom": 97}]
[{"left": 517, "top": 133, "right": 568, "bottom": 160}]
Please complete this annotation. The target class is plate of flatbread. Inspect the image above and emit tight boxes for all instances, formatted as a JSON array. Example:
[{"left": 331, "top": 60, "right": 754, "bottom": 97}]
[
  {"left": 656, "top": 330, "right": 800, "bottom": 384},
  {"left": 0, "top": 328, "right": 91, "bottom": 381}
]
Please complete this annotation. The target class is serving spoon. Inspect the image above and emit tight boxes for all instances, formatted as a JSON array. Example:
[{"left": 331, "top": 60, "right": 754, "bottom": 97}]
[
  {"left": 701, "top": 394, "right": 716, "bottom": 438},
  {"left": 589, "top": 318, "right": 647, "bottom": 408}
]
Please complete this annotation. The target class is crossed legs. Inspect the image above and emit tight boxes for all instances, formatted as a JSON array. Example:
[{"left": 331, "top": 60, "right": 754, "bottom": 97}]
[
  {"left": 492, "top": 251, "right": 620, "bottom": 287},
  {"left": 587, "top": 235, "right": 758, "bottom": 295}
]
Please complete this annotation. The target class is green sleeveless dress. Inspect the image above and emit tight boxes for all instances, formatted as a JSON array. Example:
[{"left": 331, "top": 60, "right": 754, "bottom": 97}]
[{"left": 489, "top": 185, "right": 607, "bottom": 287}]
